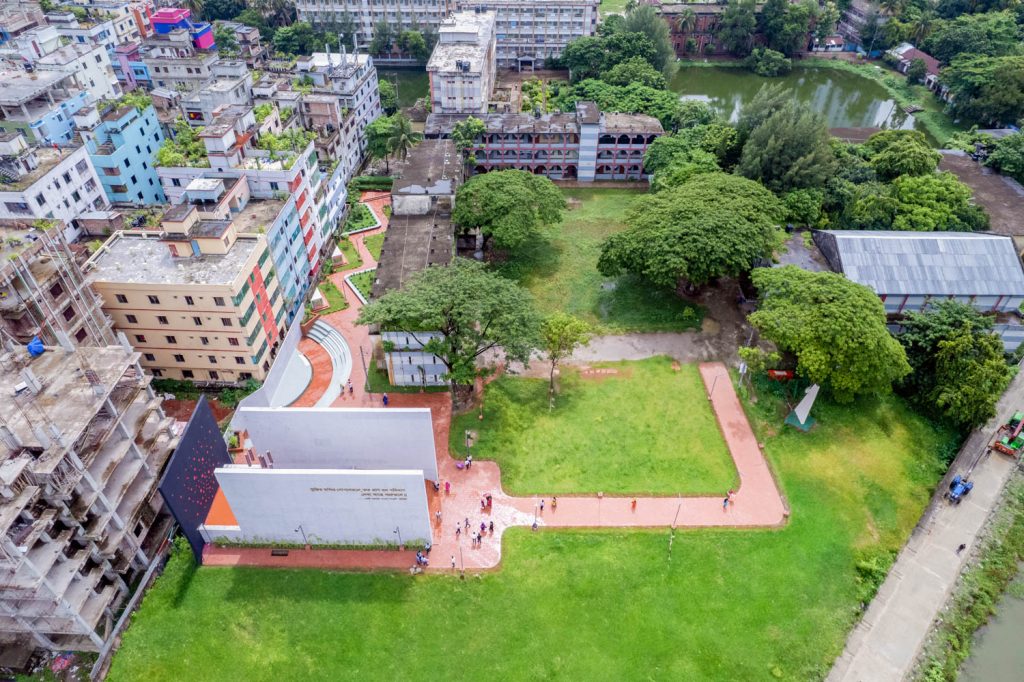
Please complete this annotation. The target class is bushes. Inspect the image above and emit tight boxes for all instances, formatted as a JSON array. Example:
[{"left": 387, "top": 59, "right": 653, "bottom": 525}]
[{"left": 347, "top": 175, "right": 394, "bottom": 192}]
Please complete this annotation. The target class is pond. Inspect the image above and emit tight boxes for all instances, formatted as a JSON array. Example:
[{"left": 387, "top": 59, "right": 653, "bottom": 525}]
[
  {"left": 959, "top": 569, "right": 1024, "bottom": 681},
  {"left": 378, "top": 69, "right": 429, "bottom": 109},
  {"left": 670, "top": 65, "right": 930, "bottom": 140}
]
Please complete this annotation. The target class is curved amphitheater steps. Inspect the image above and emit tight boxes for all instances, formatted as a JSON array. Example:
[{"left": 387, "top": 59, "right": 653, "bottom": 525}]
[{"left": 307, "top": 320, "right": 353, "bottom": 407}]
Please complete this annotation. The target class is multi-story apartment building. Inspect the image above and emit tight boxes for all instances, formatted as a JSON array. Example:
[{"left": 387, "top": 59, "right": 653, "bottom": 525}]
[
  {"left": 297, "top": 0, "right": 597, "bottom": 68},
  {"left": 295, "top": 49, "right": 383, "bottom": 153},
  {"left": 111, "top": 41, "right": 152, "bottom": 91},
  {"left": 0, "top": 338, "right": 176, "bottom": 654},
  {"left": 76, "top": 101, "right": 166, "bottom": 205},
  {"left": 178, "top": 59, "right": 253, "bottom": 125},
  {"left": 141, "top": 8, "right": 217, "bottom": 93},
  {"left": 86, "top": 198, "right": 286, "bottom": 383},
  {"left": 34, "top": 42, "right": 121, "bottom": 103},
  {"left": 217, "top": 20, "right": 268, "bottom": 68},
  {"left": 0, "top": 134, "right": 109, "bottom": 239},
  {"left": 0, "top": 1, "right": 45, "bottom": 46},
  {"left": 0, "top": 23, "right": 60, "bottom": 60},
  {"left": 0, "top": 70, "right": 90, "bottom": 145},
  {"left": 0, "top": 218, "right": 114, "bottom": 347},
  {"left": 427, "top": 10, "right": 497, "bottom": 114},
  {"left": 460, "top": 0, "right": 599, "bottom": 68},
  {"left": 45, "top": 11, "right": 120, "bottom": 53},
  {"left": 838, "top": 0, "right": 882, "bottom": 48},
  {"left": 157, "top": 105, "right": 341, "bottom": 284},
  {"left": 446, "top": 101, "right": 664, "bottom": 181}
]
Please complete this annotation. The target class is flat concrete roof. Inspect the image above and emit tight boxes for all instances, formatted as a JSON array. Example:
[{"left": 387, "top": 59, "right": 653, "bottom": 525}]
[
  {"left": 0, "top": 345, "right": 134, "bottom": 452},
  {"left": 89, "top": 232, "right": 261, "bottom": 286},
  {"left": 0, "top": 70, "right": 69, "bottom": 105},
  {"left": 372, "top": 214, "right": 454, "bottom": 297},
  {"left": 233, "top": 198, "right": 287, "bottom": 234},
  {"left": 392, "top": 139, "right": 458, "bottom": 196},
  {"left": 602, "top": 112, "right": 663, "bottom": 134},
  {"left": 0, "top": 145, "right": 68, "bottom": 191},
  {"left": 427, "top": 10, "right": 495, "bottom": 75}
]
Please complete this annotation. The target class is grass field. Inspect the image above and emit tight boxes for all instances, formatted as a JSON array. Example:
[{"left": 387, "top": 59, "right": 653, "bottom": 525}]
[
  {"left": 364, "top": 233, "right": 385, "bottom": 262},
  {"left": 496, "top": 189, "right": 703, "bottom": 333},
  {"left": 108, "top": 381, "right": 956, "bottom": 682},
  {"left": 599, "top": 0, "right": 630, "bottom": 13},
  {"left": 450, "top": 357, "right": 735, "bottom": 494}
]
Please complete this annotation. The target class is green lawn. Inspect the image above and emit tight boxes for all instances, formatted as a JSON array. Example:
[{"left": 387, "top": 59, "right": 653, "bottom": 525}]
[
  {"left": 316, "top": 278, "right": 347, "bottom": 314},
  {"left": 451, "top": 357, "right": 735, "bottom": 494},
  {"left": 343, "top": 203, "right": 378, "bottom": 234},
  {"left": 599, "top": 0, "right": 630, "bottom": 13},
  {"left": 364, "top": 233, "right": 385, "bottom": 262},
  {"left": 496, "top": 188, "right": 704, "bottom": 333},
  {"left": 332, "top": 237, "right": 362, "bottom": 272},
  {"left": 108, "top": 383, "right": 956, "bottom": 682},
  {"left": 348, "top": 269, "right": 376, "bottom": 301}
]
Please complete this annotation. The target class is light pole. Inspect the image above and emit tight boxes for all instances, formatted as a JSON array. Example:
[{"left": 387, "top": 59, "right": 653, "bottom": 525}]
[
  {"left": 708, "top": 374, "right": 719, "bottom": 400},
  {"left": 359, "top": 345, "right": 370, "bottom": 394},
  {"left": 393, "top": 525, "right": 402, "bottom": 548},
  {"left": 294, "top": 525, "right": 308, "bottom": 548}
]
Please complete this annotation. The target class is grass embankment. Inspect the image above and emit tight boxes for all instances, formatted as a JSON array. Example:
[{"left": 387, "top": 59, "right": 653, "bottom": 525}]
[
  {"left": 497, "top": 188, "right": 704, "bottom": 333},
  {"left": 347, "top": 269, "right": 376, "bottom": 302},
  {"left": 451, "top": 357, "right": 735, "bottom": 495},
  {"left": 364, "top": 233, "right": 385, "bottom": 262},
  {"left": 109, "top": 374, "right": 956, "bottom": 681},
  {"left": 332, "top": 237, "right": 362, "bottom": 272},
  {"left": 914, "top": 477, "right": 1024, "bottom": 681}
]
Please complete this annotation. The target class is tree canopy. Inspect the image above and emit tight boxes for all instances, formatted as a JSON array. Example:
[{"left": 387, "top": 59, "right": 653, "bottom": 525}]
[
  {"left": 889, "top": 172, "right": 988, "bottom": 232},
  {"left": 540, "top": 313, "right": 592, "bottom": 398},
  {"left": 897, "top": 301, "right": 1011, "bottom": 428},
  {"left": 553, "top": 79, "right": 685, "bottom": 129},
  {"left": 453, "top": 170, "right": 566, "bottom": 250},
  {"left": 760, "top": 0, "right": 815, "bottom": 56},
  {"left": 601, "top": 57, "right": 667, "bottom": 89},
  {"left": 921, "top": 10, "right": 1021, "bottom": 65},
  {"left": 719, "top": 0, "right": 759, "bottom": 57},
  {"left": 738, "top": 100, "right": 836, "bottom": 193},
  {"left": 749, "top": 266, "right": 911, "bottom": 402},
  {"left": 622, "top": 4, "right": 678, "bottom": 78},
  {"left": 862, "top": 130, "right": 941, "bottom": 180},
  {"left": 357, "top": 259, "right": 541, "bottom": 391},
  {"left": 746, "top": 48, "right": 792, "bottom": 77},
  {"left": 985, "top": 131, "right": 1024, "bottom": 184},
  {"left": 943, "top": 54, "right": 1024, "bottom": 126},
  {"left": 598, "top": 173, "right": 783, "bottom": 290}
]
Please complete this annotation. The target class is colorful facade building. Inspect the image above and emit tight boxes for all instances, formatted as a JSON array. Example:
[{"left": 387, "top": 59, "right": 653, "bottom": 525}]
[
  {"left": 0, "top": 70, "right": 90, "bottom": 145},
  {"left": 86, "top": 195, "right": 286, "bottom": 383},
  {"left": 76, "top": 101, "right": 166, "bottom": 205},
  {"left": 111, "top": 41, "right": 152, "bottom": 91}
]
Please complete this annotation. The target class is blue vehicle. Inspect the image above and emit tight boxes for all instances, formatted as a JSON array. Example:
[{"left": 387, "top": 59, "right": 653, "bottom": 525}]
[{"left": 946, "top": 475, "right": 974, "bottom": 505}]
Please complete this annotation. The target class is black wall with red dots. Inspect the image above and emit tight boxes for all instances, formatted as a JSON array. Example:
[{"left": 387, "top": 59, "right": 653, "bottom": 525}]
[{"left": 158, "top": 394, "right": 231, "bottom": 561}]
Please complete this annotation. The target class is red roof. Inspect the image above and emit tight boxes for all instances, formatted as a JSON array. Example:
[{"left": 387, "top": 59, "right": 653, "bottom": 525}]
[{"left": 900, "top": 47, "right": 941, "bottom": 77}]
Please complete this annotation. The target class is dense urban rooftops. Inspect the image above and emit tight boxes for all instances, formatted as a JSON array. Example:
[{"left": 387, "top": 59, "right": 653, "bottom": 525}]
[{"left": 88, "top": 232, "right": 262, "bottom": 285}]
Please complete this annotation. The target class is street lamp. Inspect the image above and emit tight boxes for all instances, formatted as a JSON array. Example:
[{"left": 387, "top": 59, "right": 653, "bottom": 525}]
[
  {"left": 393, "top": 525, "right": 402, "bottom": 548},
  {"left": 294, "top": 525, "right": 308, "bottom": 547}
]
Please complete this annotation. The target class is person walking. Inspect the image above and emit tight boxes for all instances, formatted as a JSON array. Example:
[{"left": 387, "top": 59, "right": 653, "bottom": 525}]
[
  {"left": 956, "top": 543, "right": 967, "bottom": 555},
  {"left": 467, "top": 454, "right": 473, "bottom": 469},
  {"left": 451, "top": 555, "right": 457, "bottom": 570},
  {"left": 551, "top": 496, "right": 558, "bottom": 511},
  {"left": 455, "top": 525, "right": 461, "bottom": 538},
  {"left": 435, "top": 510, "right": 442, "bottom": 524},
  {"left": 727, "top": 489, "right": 735, "bottom": 506},
  {"left": 444, "top": 481, "right": 450, "bottom": 495},
  {"left": 464, "top": 517, "right": 470, "bottom": 530},
  {"left": 347, "top": 380, "right": 353, "bottom": 395},
  {"left": 631, "top": 498, "right": 637, "bottom": 512},
  {"left": 722, "top": 496, "right": 729, "bottom": 511},
  {"left": 382, "top": 392, "right": 389, "bottom": 407},
  {"left": 539, "top": 499, "right": 545, "bottom": 513},
  {"left": 488, "top": 520, "right": 494, "bottom": 534}
]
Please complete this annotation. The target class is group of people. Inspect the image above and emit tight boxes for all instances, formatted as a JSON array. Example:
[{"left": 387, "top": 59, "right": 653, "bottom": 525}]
[
  {"left": 415, "top": 550, "right": 429, "bottom": 566},
  {"left": 455, "top": 516, "right": 495, "bottom": 547}
]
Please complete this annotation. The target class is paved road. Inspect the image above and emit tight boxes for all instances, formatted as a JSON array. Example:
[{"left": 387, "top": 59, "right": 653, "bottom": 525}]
[{"left": 827, "top": 371, "right": 1024, "bottom": 682}]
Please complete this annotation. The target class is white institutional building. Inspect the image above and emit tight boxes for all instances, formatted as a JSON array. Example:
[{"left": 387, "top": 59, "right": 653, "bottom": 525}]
[{"left": 427, "top": 10, "right": 497, "bottom": 114}]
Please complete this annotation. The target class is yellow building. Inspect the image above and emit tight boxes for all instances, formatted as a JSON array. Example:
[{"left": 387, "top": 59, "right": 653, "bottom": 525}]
[{"left": 85, "top": 198, "right": 285, "bottom": 384}]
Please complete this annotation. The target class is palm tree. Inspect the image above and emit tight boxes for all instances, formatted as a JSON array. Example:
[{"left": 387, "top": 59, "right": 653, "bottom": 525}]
[
  {"left": 878, "top": 0, "right": 905, "bottom": 17},
  {"left": 910, "top": 11, "right": 935, "bottom": 43},
  {"left": 678, "top": 8, "right": 697, "bottom": 34},
  {"left": 387, "top": 115, "right": 422, "bottom": 165},
  {"left": 183, "top": 0, "right": 204, "bottom": 19}
]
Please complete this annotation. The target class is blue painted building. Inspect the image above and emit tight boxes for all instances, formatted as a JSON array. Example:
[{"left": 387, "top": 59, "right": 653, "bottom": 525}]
[
  {"left": 0, "top": 70, "right": 90, "bottom": 145},
  {"left": 263, "top": 196, "right": 311, "bottom": 321},
  {"left": 78, "top": 103, "right": 166, "bottom": 204}
]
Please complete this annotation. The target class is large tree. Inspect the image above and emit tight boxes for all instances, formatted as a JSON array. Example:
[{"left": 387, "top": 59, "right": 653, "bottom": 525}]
[
  {"left": 862, "top": 130, "right": 941, "bottom": 180},
  {"left": 986, "top": 132, "right": 1024, "bottom": 184},
  {"left": 943, "top": 55, "right": 1024, "bottom": 126},
  {"left": 598, "top": 173, "right": 783, "bottom": 291},
  {"left": 540, "top": 313, "right": 592, "bottom": 401},
  {"left": 922, "top": 10, "right": 1021, "bottom": 65},
  {"left": 719, "top": 0, "right": 759, "bottom": 57},
  {"left": 622, "top": 4, "right": 678, "bottom": 79},
  {"left": 365, "top": 115, "right": 395, "bottom": 172},
  {"left": 358, "top": 259, "right": 541, "bottom": 396},
  {"left": 737, "top": 83, "right": 792, "bottom": 138},
  {"left": 749, "top": 266, "right": 911, "bottom": 402},
  {"left": 760, "top": 0, "right": 814, "bottom": 55},
  {"left": 889, "top": 172, "right": 988, "bottom": 232},
  {"left": 897, "top": 301, "right": 1011, "bottom": 428},
  {"left": 453, "top": 170, "right": 566, "bottom": 250},
  {"left": 601, "top": 56, "right": 666, "bottom": 89},
  {"left": 738, "top": 100, "right": 836, "bottom": 192},
  {"left": 561, "top": 36, "right": 608, "bottom": 82},
  {"left": 387, "top": 114, "right": 422, "bottom": 165},
  {"left": 553, "top": 79, "right": 684, "bottom": 130}
]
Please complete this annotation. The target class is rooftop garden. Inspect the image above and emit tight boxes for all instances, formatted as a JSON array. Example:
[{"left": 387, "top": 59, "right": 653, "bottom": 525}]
[
  {"left": 253, "top": 128, "right": 317, "bottom": 169},
  {"left": 114, "top": 92, "right": 153, "bottom": 113},
  {"left": 154, "top": 119, "right": 210, "bottom": 169},
  {"left": 253, "top": 103, "right": 274, "bottom": 124}
]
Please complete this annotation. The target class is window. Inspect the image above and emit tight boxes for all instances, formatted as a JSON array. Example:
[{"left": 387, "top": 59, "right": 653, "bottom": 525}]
[
  {"left": 125, "top": 314, "right": 138, "bottom": 323},
  {"left": 270, "top": 181, "right": 279, "bottom": 191},
  {"left": 200, "top": 336, "right": 209, "bottom": 345},
  {"left": 35, "top": 193, "right": 45, "bottom": 207},
  {"left": 174, "top": 354, "right": 185, "bottom": 362},
  {"left": 49, "top": 282, "right": 64, "bottom": 298},
  {"left": 184, "top": 296, "right": 194, "bottom": 305},
  {"left": 130, "top": 175, "right": 137, "bottom": 184},
  {"left": 208, "top": 355, "right": 217, "bottom": 363},
  {"left": 115, "top": 294, "right": 128, "bottom": 303},
  {"left": 221, "top": 317, "right": 232, "bottom": 327},
  {"left": 171, "top": 178, "right": 181, "bottom": 187},
  {"left": 240, "top": 372, "right": 253, "bottom": 380},
  {"left": 209, "top": 370, "right": 219, "bottom": 380},
  {"left": 62, "top": 305, "right": 75, "bottom": 322},
  {"left": 235, "top": 356, "right": 246, "bottom": 365},
  {"left": 157, "top": 315, "right": 171, "bottom": 326},
  {"left": 135, "top": 334, "right": 146, "bottom": 343},
  {"left": 62, "top": 172, "right": 72, "bottom": 184},
  {"left": 75, "top": 328, "right": 87, "bottom": 342},
  {"left": 147, "top": 295, "right": 160, "bottom": 304},
  {"left": 228, "top": 337, "right": 239, "bottom": 346},
  {"left": 182, "top": 370, "right": 194, "bottom": 378},
  {"left": 193, "top": 316, "right": 202, "bottom": 325},
  {"left": 214, "top": 297, "right": 225, "bottom": 306},
  {"left": 72, "top": 191, "right": 81, "bottom": 202},
  {"left": 144, "top": 353, "right": 156, "bottom": 361},
  {"left": 166, "top": 335, "right": 177, "bottom": 344}
]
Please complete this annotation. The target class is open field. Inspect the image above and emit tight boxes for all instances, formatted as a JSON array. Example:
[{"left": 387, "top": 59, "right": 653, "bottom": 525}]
[
  {"left": 496, "top": 188, "right": 703, "bottom": 333},
  {"left": 109, "top": 380, "right": 956, "bottom": 681},
  {"left": 450, "top": 357, "right": 735, "bottom": 494}
]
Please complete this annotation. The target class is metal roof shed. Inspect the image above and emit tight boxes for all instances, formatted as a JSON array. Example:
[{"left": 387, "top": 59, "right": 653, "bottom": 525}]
[{"left": 813, "top": 230, "right": 1024, "bottom": 314}]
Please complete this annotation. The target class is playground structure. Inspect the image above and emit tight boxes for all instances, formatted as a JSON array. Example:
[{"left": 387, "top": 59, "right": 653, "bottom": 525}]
[{"left": 990, "top": 411, "right": 1024, "bottom": 457}]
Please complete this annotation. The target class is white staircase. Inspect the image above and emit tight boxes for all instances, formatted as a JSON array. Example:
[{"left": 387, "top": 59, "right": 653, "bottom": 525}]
[{"left": 307, "top": 320, "right": 353, "bottom": 406}]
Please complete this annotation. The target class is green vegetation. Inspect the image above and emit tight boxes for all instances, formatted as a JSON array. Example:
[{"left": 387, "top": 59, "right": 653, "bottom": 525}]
[
  {"left": 364, "top": 233, "right": 385, "bottom": 262},
  {"left": 348, "top": 269, "right": 376, "bottom": 302},
  {"left": 255, "top": 128, "right": 317, "bottom": 161},
  {"left": 454, "top": 170, "right": 566, "bottom": 251},
  {"left": 452, "top": 358, "right": 736, "bottom": 494},
  {"left": 343, "top": 203, "right": 378, "bottom": 234},
  {"left": 109, "top": 376, "right": 955, "bottom": 681},
  {"left": 115, "top": 92, "right": 152, "bottom": 112},
  {"left": 348, "top": 175, "right": 395, "bottom": 192},
  {"left": 253, "top": 103, "right": 274, "bottom": 124},
  {"left": 598, "top": 0, "right": 630, "bottom": 13},
  {"left": 497, "top": 188, "right": 704, "bottom": 333},
  {"left": 520, "top": 77, "right": 566, "bottom": 112},
  {"left": 333, "top": 237, "right": 362, "bottom": 272},
  {"left": 915, "top": 478, "right": 1024, "bottom": 681},
  {"left": 316, "top": 278, "right": 348, "bottom": 314},
  {"left": 154, "top": 119, "right": 210, "bottom": 168}
]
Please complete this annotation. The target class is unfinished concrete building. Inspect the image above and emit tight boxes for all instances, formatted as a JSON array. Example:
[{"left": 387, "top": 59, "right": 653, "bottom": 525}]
[
  {"left": 0, "top": 221, "right": 114, "bottom": 349},
  {"left": 0, "top": 338, "right": 177, "bottom": 655}
]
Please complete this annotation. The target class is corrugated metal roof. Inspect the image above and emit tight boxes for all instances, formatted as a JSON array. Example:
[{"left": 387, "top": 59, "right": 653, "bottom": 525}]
[{"left": 823, "top": 230, "right": 1024, "bottom": 296}]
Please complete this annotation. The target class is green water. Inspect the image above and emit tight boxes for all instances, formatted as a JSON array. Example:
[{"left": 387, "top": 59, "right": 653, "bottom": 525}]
[
  {"left": 379, "top": 69, "right": 429, "bottom": 109},
  {"left": 960, "top": 569, "right": 1024, "bottom": 681},
  {"left": 670, "top": 65, "right": 928, "bottom": 137}
]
